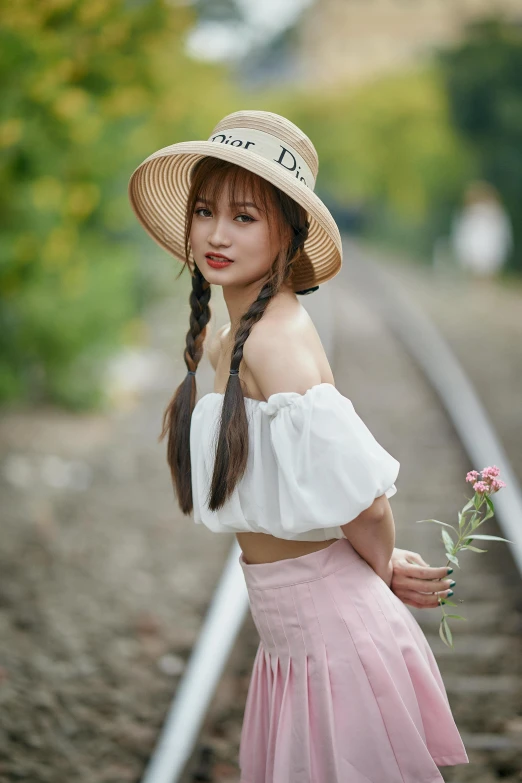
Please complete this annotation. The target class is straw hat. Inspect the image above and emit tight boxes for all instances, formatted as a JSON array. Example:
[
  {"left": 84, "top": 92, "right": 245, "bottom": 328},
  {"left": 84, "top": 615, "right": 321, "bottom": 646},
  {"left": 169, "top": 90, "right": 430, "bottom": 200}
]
[{"left": 128, "top": 110, "right": 342, "bottom": 294}]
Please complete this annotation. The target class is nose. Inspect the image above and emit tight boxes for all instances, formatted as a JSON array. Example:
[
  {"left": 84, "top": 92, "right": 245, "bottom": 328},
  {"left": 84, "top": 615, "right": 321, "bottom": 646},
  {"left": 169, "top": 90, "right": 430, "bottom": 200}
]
[{"left": 207, "top": 215, "right": 232, "bottom": 249}]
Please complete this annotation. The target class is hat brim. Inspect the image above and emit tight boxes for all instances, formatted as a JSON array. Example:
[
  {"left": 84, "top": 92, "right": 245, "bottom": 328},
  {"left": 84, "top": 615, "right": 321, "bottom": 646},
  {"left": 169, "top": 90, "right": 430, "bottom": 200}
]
[{"left": 128, "top": 140, "right": 342, "bottom": 292}]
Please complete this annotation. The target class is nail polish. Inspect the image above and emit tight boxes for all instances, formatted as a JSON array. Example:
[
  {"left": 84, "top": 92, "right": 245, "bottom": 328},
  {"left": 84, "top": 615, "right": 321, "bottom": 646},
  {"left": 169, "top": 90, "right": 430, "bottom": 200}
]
[
  {"left": 447, "top": 590, "right": 454, "bottom": 597},
  {"left": 449, "top": 580, "right": 456, "bottom": 587},
  {"left": 447, "top": 568, "right": 454, "bottom": 575}
]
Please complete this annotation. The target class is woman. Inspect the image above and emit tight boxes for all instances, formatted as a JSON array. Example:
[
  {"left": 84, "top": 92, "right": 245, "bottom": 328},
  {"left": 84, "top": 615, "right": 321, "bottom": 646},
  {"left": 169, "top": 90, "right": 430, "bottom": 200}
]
[{"left": 129, "top": 110, "right": 468, "bottom": 782}]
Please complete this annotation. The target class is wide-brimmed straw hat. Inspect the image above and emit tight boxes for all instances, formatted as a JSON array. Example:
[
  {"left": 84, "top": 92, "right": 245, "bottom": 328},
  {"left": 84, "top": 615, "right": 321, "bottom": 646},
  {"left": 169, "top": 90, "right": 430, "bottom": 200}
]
[{"left": 128, "top": 110, "right": 342, "bottom": 294}]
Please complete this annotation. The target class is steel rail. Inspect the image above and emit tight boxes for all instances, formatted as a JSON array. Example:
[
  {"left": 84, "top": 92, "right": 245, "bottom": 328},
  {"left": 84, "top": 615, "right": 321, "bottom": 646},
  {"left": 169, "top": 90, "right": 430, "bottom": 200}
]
[
  {"left": 140, "top": 539, "right": 249, "bottom": 783},
  {"left": 141, "top": 241, "right": 522, "bottom": 783},
  {"left": 348, "top": 241, "right": 522, "bottom": 576}
]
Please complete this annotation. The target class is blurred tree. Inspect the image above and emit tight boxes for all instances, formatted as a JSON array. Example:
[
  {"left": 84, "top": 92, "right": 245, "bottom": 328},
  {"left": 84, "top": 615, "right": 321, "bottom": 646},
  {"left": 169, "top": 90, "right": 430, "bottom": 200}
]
[
  {"left": 440, "top": 18, "right": 522, "bottom": 273},
  {"left": 0, "top": 0, "right": 234, "bottom": 408},
  {"left": 272, "top": 68, "right": 475, "bottom": 258}
]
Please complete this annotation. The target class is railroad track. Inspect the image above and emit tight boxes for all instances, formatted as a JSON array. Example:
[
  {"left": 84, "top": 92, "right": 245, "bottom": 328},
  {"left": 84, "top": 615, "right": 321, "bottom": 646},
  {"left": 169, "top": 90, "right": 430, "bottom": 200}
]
[{"left": 148, "top": 242, "right": 522, "bottom": 783}]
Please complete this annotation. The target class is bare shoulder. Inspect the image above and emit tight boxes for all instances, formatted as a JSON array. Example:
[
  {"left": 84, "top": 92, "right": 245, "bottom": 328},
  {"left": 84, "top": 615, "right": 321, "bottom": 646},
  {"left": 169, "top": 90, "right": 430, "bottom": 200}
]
[
  {"left": 243, "top": 293, "right": 330, "bottom": 399},
  {"left": 206, "top": 322, "right": 230, "bottom": 370}
]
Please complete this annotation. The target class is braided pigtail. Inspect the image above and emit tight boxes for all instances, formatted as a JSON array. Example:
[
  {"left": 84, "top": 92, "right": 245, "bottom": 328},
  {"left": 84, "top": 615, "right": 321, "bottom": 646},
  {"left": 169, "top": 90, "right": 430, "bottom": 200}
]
[
  {"left": 206, "top": 276, "right": 277, "bottom": 510},
  {"left": 159, "top": 263, "right": 211, "bottom": 514}
]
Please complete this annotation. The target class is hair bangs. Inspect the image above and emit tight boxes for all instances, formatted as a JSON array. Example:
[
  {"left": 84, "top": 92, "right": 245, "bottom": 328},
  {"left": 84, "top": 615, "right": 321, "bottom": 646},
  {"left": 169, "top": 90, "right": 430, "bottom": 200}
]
[{"left": 197, "top": 159, "right": 276, "bottom": 216}]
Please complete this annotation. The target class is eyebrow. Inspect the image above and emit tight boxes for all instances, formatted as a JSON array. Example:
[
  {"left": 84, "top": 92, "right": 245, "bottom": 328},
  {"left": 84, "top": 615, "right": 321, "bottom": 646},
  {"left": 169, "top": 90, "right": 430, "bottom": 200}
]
[{"left": 195, "top": 197, "right": 261, "bottom": 210}]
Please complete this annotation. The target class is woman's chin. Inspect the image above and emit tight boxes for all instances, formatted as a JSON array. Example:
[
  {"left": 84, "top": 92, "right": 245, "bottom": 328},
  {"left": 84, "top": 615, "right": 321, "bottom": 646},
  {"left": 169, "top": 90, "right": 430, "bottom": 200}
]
[{"left": 204, "top": 267, "right": 236, "bottom": 284}]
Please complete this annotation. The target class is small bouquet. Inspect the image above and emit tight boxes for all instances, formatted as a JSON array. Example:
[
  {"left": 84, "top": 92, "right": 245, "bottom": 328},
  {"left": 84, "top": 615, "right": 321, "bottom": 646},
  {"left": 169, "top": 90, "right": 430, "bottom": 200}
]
[{"left": 417, "top": 465, "right": 509, "bottom": 648}]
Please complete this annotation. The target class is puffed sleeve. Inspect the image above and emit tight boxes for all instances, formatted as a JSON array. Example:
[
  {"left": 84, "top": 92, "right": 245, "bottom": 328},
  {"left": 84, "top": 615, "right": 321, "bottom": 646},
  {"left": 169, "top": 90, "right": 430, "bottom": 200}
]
[{"left": 256, "top": 383, "right": 399, "bottom": 535}]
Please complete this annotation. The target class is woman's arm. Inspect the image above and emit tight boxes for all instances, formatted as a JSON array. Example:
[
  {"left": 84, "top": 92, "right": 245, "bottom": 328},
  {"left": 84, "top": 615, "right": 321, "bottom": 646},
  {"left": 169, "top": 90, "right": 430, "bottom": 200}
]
[
  {"left": 341, "top": 506, "right": 456, "bottom": 601},
  {"left": 341, "top": 494, "right": 395, "bottom": 586}
]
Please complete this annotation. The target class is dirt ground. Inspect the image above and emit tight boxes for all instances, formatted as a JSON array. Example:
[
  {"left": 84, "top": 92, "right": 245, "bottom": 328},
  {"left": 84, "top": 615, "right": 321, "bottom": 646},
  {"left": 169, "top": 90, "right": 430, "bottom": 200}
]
[{"left": 0, "top": 285, "right": 237, "bottom": 783}]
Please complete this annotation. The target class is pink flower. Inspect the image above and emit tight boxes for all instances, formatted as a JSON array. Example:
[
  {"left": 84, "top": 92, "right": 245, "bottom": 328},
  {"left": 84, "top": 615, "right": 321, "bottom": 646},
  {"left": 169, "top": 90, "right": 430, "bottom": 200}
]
[
  {"left": 482, "top": 465, "right": 500, "bottom": 479},
  {"left": 473, "top": 481, "right": 489, "bottom": 494},
  {"left": 466, "top": 466, "right": 506, "bottom": 495}
]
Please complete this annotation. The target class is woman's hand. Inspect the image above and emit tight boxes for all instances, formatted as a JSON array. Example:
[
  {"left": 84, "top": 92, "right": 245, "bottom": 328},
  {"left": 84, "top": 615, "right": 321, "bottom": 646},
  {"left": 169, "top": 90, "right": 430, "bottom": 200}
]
[{"left": 390, "top": 548, "right": 455, "bottom": 608}]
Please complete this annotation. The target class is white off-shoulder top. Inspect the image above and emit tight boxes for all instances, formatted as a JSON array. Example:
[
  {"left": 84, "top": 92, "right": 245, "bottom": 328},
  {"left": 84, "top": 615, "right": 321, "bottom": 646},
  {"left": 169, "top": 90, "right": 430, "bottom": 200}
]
[{"left": 189, "top": 382, "right": 399, "bottom": 542}]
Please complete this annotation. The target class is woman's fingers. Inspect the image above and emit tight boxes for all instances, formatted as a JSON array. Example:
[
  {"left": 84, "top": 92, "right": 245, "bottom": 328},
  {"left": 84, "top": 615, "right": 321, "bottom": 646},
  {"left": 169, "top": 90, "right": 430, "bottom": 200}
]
[
  {"left": 393, "top": 575, "right": 454, "bottom": 593},
  {"left": 392, "top": 547, "right": 431, "bottom": 568},
  {"left": 403, "top": 550, "right": 430, "bottom": 567},
  {"left": 394, "top": 588, "right": 453, "bottom": 609},
  {"left": 394, "top": 561, "right": 452, "bottom": 582}
]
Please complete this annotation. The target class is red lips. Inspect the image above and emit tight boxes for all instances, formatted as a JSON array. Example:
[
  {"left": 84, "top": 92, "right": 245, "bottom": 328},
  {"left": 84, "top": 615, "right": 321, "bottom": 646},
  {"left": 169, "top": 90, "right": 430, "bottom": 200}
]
[
  {"left": 205, "top": 253, "right": 234, "bottom": 268},
  {"left": 205, "top": 253, "right": 233, "bottom": 261}
]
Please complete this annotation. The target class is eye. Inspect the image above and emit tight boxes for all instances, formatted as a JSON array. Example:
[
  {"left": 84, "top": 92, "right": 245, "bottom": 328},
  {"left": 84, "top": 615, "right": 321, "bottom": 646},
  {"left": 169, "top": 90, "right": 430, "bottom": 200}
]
[
  {"left": 195, "top": 207, "right": 211, "bottom": 217},
  {"left": 235, "top": 213, "right": 255, "bottom": 223}
]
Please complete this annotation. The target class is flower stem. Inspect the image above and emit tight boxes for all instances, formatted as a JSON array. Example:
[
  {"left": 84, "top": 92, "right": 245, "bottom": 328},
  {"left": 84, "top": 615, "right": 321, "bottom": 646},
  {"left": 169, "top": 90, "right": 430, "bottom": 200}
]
[{"left": 438, "top": 491, "right": 486, "bottom": 646}]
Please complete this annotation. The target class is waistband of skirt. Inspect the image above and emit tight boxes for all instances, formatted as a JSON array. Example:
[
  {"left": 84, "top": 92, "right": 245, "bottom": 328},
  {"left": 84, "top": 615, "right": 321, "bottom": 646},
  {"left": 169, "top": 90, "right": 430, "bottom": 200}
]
[{"left": 238, "top": 538, "right": 361, "bottom": 590}]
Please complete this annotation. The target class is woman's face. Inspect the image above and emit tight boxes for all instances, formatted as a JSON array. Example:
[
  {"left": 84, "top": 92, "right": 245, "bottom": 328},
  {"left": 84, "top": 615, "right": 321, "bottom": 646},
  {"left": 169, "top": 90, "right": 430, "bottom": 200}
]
[{"left": 189, "top": 177, "right": 283, "bottom": 289}]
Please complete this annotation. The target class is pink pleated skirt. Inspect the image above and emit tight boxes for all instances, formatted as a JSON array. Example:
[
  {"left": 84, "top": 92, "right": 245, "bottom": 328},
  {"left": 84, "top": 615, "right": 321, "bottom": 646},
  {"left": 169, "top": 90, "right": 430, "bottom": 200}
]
[{"left": 238, "top": 537, "right": 468, "bottom": 783}]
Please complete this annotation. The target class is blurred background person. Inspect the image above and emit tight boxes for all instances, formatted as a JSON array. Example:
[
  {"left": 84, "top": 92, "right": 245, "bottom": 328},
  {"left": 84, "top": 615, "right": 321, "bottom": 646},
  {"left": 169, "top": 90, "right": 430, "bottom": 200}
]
[{"left": 450, "top": 181, "right": 513, "bottom": 277}]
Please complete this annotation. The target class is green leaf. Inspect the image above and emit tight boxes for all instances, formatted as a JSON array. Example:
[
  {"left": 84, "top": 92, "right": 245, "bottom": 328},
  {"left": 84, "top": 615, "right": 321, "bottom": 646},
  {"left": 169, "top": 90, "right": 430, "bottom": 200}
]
[
  {"left": 443, "top": 617, "right": 453, "bottom": 647},
  {"left": 439, "top": 619, "right": 452, "bottom": 648},
  {"left": 445, "top": 614, "right": 467, "bottom": 621},
  {"left": 416, "top": 519, "right": 456, "bottom": 530},
  {"left": 485, "top": 495, "right": 495, "bottom": 514},
  {"left": 461, "top": 498, "right": 475, "bottom": 514},
  {"left": 440, "top": 599, "right": 457, "bottom": 607},
  {"left": 463, "top": 545, "right": 488, "bottom": 553},
  {"left": 467, "top": 534, "right": 512, "bottom": 543},
  {"left": 441, "top": 529, "right": 454, "bottom": 552},
  {"left": 446, "top": 553, "right": 460, "bottom": 566}
]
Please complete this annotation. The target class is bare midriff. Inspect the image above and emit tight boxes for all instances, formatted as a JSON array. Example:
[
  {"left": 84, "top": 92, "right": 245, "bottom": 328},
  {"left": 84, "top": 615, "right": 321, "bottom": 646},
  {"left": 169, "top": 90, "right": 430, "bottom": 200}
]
[{"left": 236, "top": 532, "right": 339, "bottom": 565}]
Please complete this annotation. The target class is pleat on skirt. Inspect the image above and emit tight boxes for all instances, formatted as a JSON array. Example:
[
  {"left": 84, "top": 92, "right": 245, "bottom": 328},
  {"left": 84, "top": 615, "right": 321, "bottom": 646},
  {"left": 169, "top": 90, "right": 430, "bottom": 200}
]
[{"left": 238, "top": 537, "right": 468, "bottom": 783}]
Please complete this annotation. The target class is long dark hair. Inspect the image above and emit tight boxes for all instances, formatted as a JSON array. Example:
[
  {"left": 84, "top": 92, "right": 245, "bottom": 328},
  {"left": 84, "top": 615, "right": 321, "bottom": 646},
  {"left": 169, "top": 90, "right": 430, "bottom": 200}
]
[{"left": 159, "top": 156, "right": 310, "bottom": 514}]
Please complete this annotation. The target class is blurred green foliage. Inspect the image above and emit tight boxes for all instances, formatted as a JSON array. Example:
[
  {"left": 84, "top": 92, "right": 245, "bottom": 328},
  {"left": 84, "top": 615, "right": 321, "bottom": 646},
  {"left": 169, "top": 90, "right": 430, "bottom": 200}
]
[
  {"left": 440, "top": 18, "right": 522, "bottom": 273},
  {"left": 2, "top": 1, "right": 517, "bottom": 411},
  {"left": 0, "top": 0, "right": 234, "bottom": 409},
  {"left": 271, "top": 68, "right": 477, "bottom": 259}
]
